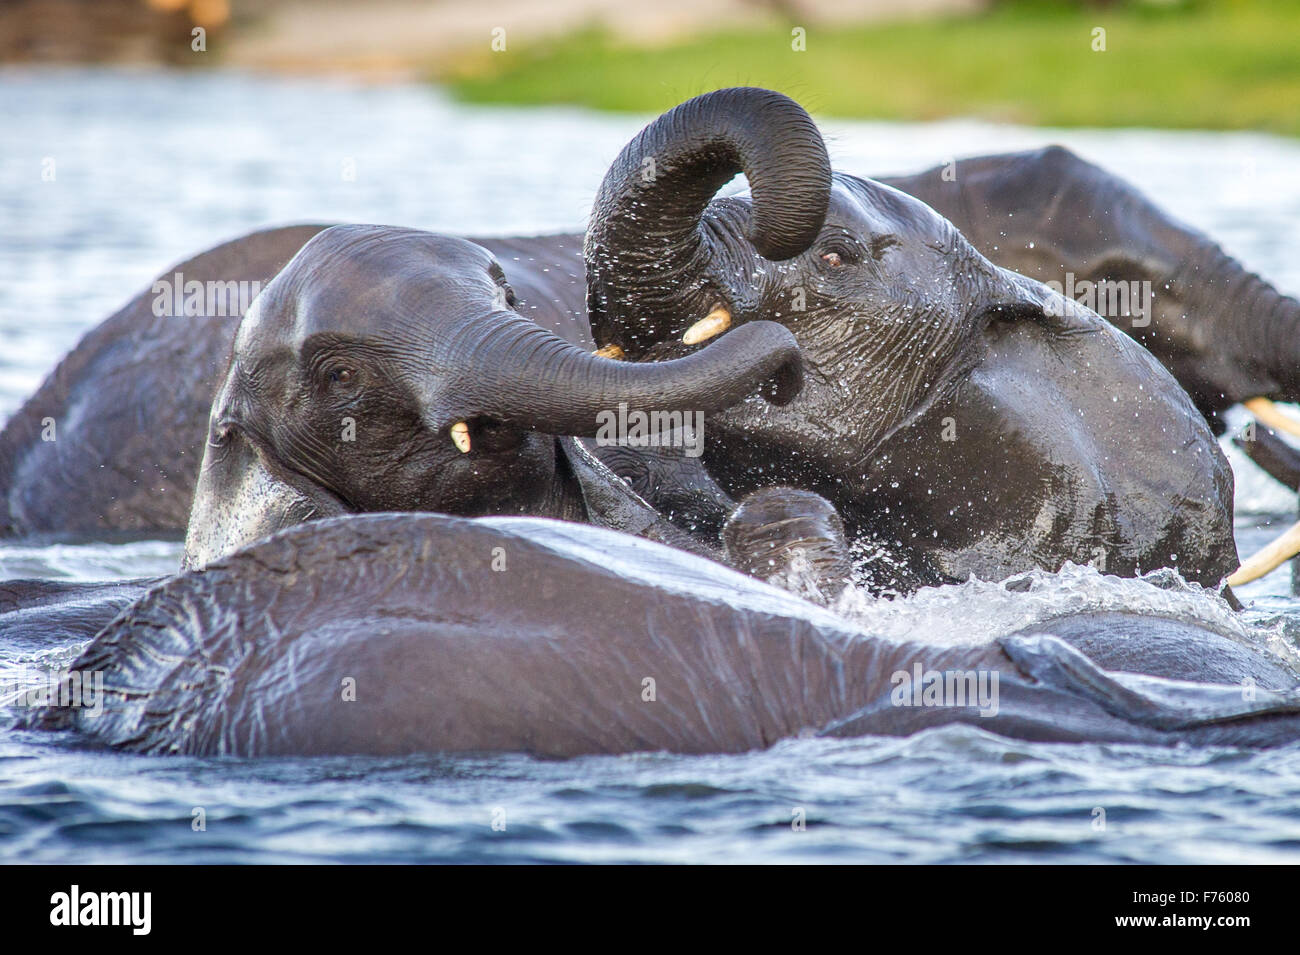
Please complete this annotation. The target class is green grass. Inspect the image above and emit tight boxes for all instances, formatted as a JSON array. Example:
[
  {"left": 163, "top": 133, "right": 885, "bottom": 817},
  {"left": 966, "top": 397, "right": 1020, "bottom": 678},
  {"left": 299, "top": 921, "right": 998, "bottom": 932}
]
[{"left": 439, "top": 0, "right": 1300, "bottom": 136}]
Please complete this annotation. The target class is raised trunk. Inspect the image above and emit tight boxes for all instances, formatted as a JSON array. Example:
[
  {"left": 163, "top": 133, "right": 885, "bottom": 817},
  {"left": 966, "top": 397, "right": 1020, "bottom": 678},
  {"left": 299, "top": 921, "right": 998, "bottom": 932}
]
[{"left": 585, "top": 88, "right": 831, "bottom": 354}]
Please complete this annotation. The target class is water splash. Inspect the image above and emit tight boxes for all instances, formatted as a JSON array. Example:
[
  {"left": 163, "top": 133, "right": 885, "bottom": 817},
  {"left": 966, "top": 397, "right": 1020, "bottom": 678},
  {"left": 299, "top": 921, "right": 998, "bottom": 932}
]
[{"left": 771, "top": 552, "right": 1294, "bottom": 665}]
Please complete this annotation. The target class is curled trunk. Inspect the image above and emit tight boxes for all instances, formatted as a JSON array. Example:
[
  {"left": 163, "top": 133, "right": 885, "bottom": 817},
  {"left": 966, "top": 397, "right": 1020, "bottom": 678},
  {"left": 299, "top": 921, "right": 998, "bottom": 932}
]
[{"left": 585, "top": 88, "right": 832, "bottom": 354}]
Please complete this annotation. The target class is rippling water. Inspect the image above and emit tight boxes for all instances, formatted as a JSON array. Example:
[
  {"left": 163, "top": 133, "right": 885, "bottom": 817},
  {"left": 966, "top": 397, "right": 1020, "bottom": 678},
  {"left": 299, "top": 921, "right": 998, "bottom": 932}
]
[{"left": 3, "top": 69, "right": 1300, "bottom": 863}]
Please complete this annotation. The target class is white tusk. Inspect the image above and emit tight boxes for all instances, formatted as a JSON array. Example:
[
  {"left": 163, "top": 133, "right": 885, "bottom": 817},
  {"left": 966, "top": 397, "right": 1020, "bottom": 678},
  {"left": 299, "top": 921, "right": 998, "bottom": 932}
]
[
  {"left": 682, "top": 305, "right": 732, "bottom": 345},
  {"left": 594, "top": 343, "right": 625, "bottom": 360},
  {"left": 1244, "top": 398, "right": 1300, "bottom": 441},
  {"left": 450, "top": 421, "right": 471, "bottom": 453},
  {"left": 1227, "top": 518, "right": 1300, "bottom": 586}
]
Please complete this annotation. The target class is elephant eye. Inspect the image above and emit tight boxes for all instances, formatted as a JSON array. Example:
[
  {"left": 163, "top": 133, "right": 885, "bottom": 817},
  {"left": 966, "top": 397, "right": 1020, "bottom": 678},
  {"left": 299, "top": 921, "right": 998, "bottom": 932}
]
[
  {"left": 818, "top": 237, "right": 864, "bottom": 267},
  {"left": 328, "top": 367, "right": 355, "bottom": 386}
]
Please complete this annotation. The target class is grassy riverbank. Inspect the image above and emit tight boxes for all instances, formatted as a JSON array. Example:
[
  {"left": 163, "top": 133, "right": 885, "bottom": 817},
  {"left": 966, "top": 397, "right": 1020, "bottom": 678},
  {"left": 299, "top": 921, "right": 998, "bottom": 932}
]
[{"left": 442, "top": 0, "right": 1300, "bottom": 136}]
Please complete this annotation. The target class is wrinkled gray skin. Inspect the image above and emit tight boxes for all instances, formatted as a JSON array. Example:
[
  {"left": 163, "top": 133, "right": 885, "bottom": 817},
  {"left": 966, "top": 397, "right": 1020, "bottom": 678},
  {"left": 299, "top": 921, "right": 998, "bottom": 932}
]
[
  {"left": 584, "top": 89, "right": 1238, "bottom": 591},
  {"left": 26, "top": 513, "right": 1300, "bottom": 756},
  {"left": 882, "top": 147, "right": 1300, "bottom": 434},
  {"left": 181, "top": 223, "right": 807, "bottom": 572}
]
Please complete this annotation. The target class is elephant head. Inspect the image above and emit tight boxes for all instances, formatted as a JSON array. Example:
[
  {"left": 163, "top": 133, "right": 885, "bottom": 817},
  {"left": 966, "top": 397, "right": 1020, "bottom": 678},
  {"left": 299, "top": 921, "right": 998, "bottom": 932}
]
[
  {"left": 182, "top": 224, "right": 803, "bottom": 569},
  {"left": 585, "top": 88, "right": 1238, "bottom": 590},
  {"left": 883, "top": 146, "right": 1300, "bottom": 433}
]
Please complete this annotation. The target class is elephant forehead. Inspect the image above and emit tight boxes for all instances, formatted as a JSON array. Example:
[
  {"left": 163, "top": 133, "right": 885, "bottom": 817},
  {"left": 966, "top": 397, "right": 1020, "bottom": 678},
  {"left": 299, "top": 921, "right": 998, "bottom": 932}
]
[
  {"left": 288, "top": 274, "right": 439, "bottom": 338},
  {"left": 828, "top": 175, "right": 957, "bottom": 247},
  {"left": 298, "top": 223, "right": 494, "bottom": 273},
  {"left": 245, "top": 249, "right": 501, "bottom": 348}
]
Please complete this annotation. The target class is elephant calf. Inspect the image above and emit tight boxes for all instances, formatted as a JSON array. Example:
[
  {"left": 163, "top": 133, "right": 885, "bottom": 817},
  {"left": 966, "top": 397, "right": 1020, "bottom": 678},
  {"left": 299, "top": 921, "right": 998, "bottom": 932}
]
[
  {"left": 179, "top": 222, "right": 857, "bottom": 596},
  {"left": 584, "top": 88, "right": 1239, "bottom": 592}
]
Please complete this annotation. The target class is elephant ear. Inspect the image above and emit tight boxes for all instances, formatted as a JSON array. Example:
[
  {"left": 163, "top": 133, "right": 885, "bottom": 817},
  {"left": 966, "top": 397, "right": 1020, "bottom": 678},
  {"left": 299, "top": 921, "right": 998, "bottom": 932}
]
[
  {"left": 557, "top": 438, "right": 721, "bottom": 560},
  {"left": 1000, "top": 634, "right": 1300, "bottom": 731}
]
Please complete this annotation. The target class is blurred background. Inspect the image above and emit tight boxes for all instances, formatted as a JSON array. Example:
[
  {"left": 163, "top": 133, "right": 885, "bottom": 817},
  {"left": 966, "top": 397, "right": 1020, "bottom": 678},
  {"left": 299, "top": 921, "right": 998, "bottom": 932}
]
[{"left": 1, "top": 0, "right": 1297, "bottom": 134}]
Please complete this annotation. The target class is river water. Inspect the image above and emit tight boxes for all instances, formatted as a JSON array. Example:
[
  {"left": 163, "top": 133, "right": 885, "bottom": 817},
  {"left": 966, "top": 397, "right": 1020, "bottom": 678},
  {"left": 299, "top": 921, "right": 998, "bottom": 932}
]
[{"left": 2, "top": 68, "right": 1300, "bottom": 863}]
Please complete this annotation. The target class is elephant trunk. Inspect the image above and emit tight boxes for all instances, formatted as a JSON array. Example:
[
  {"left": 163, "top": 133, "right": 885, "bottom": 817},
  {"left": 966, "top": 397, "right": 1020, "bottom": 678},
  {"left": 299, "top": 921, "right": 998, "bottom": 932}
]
[
  {"left": 585, "top": 87, "right": 831, "bottom": 354},
  {"left": 1235, "top": 271, "right": 1300, "bottom": 401},
  {"left": 430, "top": 311, "right": 803, "bottom": 437},
  {"left": 1181, "top": 241, "right": 1300, "bottom": 403}
]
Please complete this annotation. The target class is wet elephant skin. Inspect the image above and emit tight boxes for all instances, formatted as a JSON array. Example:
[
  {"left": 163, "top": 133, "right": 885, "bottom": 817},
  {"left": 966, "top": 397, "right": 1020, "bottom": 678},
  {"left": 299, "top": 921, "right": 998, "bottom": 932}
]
[{"left": 26, "top": 514, "right": 1300, "bottom": 757}]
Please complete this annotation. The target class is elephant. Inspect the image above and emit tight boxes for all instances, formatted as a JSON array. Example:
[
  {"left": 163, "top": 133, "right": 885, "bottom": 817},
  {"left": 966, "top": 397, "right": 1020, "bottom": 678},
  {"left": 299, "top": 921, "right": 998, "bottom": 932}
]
[
  {"left": 8, "top": 87, "right": 1286, "bottom": 590},
  {"left": 0, "top": 218, "right": 776, "bottom": 553},
  {"left": 178, "top": 222, "right": 821, "bottom": 580},
  {"left": 880, "top": 147, "right": 1300, "bottom": 435},
  {"left": 582, "top": 87, "right": 1238, "bottom": 592},
  {"left": 22, "top": 512, "right": 1300, "bottom": 757}
]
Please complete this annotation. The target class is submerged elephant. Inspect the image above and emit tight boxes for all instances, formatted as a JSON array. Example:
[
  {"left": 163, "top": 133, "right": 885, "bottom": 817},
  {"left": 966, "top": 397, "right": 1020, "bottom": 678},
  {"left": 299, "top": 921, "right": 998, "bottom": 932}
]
[
  {"left": 881, "top": 147, "right": 1300, "bottom": 433},
  {"left": 24, "top": 512, "right": 1300, "bottom": 756},
  {"left": 582, "top": 88, "right": 1238, "bottom": 591}
]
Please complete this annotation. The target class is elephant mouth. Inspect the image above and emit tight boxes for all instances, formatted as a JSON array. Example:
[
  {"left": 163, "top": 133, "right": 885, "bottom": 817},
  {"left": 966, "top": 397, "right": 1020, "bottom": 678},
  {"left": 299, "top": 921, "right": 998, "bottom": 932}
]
[
  {"left": 215, "top": 418, "right": 358, "bottom": 516},
  {"left": 595, "top": 311, "right": 803, "bottom": 409},
  {"left": 183, "top": 418, "right": 355, "bottom": 570},
  {"left": 627, "top": 302, "right": 789, "bottom": 376},
  {"left": 606, "top": 299, "right": 737, "bottom": 361},
  {"left": 440, "top": 415, "right": 530, "bottom": 457},
  {"left": 629, "top": 292, "right": 998, "bottom": 438}
]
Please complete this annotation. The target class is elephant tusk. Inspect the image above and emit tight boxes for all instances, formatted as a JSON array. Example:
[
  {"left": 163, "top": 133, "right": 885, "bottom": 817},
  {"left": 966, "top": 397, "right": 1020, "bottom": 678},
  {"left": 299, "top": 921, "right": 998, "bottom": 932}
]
[
  {"left": 1228, "top": 518, "right": 1300, "bottom": 586},
  {"left": 1244, "top": 398, "right": 1300, "bottom": 441},
  {"left": 450, "top": 421, "right": 471, "bottom": 454},
  {"left": 683, "top": 305, "right": 732, "bottom": 345},
  {"left": 594, "top": 343, "right": 625, "bottom": 360}
]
